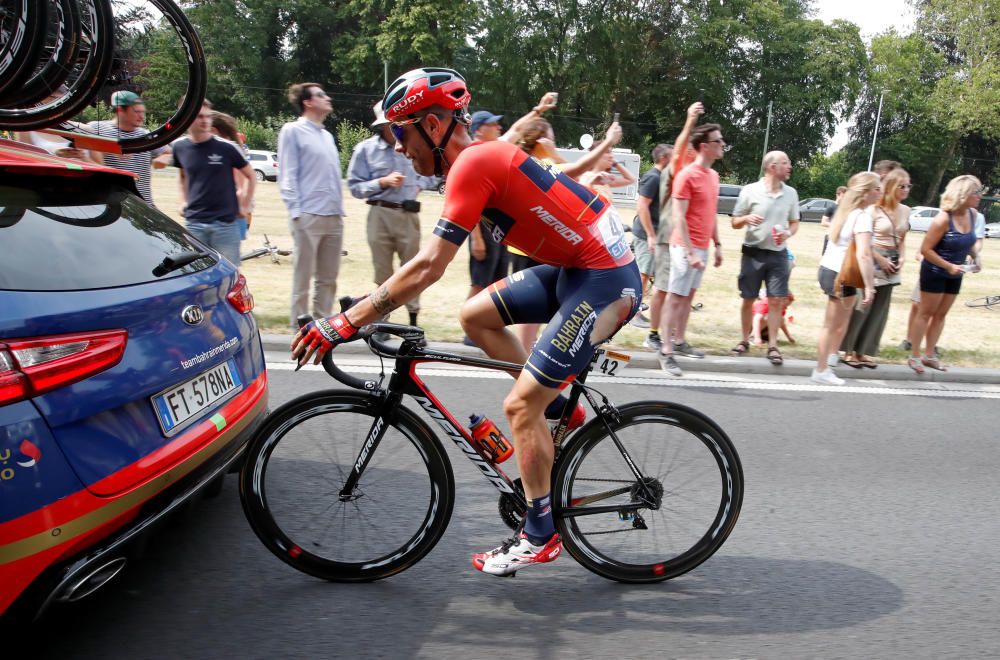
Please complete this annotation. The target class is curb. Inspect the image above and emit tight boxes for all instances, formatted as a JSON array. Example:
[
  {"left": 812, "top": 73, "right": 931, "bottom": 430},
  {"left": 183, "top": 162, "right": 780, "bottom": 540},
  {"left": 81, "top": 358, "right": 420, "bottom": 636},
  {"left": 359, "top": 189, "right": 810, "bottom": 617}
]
[{"left": 261, "top": 333, "right": 999, "bottom": 386}]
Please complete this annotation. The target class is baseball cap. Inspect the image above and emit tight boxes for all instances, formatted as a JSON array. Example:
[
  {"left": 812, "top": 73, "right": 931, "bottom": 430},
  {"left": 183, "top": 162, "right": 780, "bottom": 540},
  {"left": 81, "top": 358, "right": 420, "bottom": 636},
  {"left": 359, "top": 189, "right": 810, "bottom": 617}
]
[
  {"left": 371, "top": 101, "right": 389, "bottom": 128},
  {"left": 469, "top": 110, "right": 503, "bottom": 135},
  {"left": 110, "top": 90, "right": 144, "bottom": 107}
]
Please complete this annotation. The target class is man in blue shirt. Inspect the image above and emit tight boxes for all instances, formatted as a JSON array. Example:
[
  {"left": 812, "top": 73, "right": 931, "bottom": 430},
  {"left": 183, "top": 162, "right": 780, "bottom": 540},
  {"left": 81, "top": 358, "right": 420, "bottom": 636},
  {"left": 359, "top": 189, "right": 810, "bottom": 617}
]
[
  {"left": 347, "top": 102, "right": 438, "bottom": 340},
  {"left": 278, "top": 83, "right": 346, "bottom": 327},
  {"left": 171, "top": 100, "right": 255, "bottom": 265}
]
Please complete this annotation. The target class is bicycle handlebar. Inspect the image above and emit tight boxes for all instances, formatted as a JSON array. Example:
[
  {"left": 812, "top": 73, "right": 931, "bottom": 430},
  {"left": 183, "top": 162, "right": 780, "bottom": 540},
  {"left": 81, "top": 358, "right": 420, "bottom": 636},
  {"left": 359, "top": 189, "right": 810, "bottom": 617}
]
[{"left": 297, "top": 307, "right": 426, "bottom": 392}]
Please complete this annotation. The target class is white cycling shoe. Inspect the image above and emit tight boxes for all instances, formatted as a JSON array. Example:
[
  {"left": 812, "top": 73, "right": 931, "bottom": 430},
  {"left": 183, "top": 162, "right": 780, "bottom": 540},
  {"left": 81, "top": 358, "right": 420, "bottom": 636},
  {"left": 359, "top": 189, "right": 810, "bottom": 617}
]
[{"left": 472, "top": 532, "right": 562, "bottom": 577}]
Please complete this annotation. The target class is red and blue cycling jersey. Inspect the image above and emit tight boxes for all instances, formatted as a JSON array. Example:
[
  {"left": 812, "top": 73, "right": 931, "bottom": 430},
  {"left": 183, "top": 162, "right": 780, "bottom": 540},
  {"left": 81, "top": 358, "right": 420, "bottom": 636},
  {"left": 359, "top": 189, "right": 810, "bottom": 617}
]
[{"left": 435, "top": 140, "right": 634, "bottom": 270}]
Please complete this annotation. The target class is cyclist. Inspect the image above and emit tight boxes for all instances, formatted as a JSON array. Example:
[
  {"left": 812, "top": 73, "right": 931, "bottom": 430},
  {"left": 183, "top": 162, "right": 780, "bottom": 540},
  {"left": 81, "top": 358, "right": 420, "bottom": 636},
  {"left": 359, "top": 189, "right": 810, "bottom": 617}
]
[{"left": 292, "top": 68, "right": 641, "bottom": 576}]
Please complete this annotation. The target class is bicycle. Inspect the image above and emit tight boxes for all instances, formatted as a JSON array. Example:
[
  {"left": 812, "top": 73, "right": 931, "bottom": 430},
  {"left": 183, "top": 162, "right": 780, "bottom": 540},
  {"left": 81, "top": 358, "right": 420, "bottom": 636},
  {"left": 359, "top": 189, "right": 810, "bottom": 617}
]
[
  {"left": 966, "top": 294, "right": 1000, "bottom": 310},
  {"left": 240, "top": 234, "right": 292, "bottom": 264},
  {"left": 239, "top": 308, "right": 744, "bottom": 583}
]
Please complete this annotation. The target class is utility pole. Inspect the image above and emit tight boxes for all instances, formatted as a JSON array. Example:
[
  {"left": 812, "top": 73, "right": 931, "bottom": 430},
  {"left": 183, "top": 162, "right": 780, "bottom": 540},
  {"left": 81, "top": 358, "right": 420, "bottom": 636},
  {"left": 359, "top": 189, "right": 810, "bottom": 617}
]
[
  {"left": 867, "top": 92, "right": 885, "bottom": 171},
  {"left": 759, "top": 101, "right": 773, "bottom": 178},
  {"left": 384, "top": 61, "right": 389, "bottom": 92}
]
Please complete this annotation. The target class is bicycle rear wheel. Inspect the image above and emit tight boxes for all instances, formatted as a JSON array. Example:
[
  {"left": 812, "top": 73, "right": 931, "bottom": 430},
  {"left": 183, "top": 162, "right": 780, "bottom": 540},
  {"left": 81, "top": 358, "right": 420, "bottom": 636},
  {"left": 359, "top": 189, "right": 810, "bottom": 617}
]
[
  {"left": 553, "top": 401, "right": 743, "bottom": 583},
  {"left": 240, "top": 391, "right": 455, "bottom": 582}
]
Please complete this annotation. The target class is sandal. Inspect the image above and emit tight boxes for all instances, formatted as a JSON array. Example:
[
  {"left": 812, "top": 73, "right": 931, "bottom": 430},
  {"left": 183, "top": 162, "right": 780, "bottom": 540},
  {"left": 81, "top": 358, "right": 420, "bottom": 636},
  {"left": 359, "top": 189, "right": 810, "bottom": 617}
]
[
  {"left": 766, "top": 346, "right": 783, "bottom": 365},
  {"left": 731, "top": 339, "right": 750, "bottom": 355},
  {"left": 907, "top": 357, "right": 925, "bottom": 374},
  {"left": 921, "top": 356, "right": 947, "bottom": 371},
  {"left": 843, "top": 358, "right": 864, "bottom": 369},
  {"left": 859, "top": 359, "right": 878, "bottom": 369}
]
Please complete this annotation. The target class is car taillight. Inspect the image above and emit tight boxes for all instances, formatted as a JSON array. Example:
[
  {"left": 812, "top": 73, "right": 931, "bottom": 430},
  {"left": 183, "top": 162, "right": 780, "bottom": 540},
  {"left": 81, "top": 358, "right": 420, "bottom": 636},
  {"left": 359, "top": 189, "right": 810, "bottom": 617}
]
[
  {"left": 227, "top": 273, "right": 255, "bottom": 313},
  {"left": 0, "top": 330, "right": 128, "bottom": 406}
]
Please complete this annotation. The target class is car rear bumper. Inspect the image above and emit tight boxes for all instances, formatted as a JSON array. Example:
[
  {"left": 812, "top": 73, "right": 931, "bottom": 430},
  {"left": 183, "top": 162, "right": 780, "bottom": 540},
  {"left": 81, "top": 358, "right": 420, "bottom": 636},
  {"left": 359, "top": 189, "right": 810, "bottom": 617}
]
[{"left": 0, "top": 371, "right": 268, "bottom": 620}]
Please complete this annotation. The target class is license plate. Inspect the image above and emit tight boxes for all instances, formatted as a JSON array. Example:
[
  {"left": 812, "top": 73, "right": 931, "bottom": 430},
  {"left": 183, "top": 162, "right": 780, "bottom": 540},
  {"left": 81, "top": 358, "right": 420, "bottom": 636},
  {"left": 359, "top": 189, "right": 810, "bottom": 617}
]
[{"left": 153, "top": 360, "right": 242, "bottom": 435}]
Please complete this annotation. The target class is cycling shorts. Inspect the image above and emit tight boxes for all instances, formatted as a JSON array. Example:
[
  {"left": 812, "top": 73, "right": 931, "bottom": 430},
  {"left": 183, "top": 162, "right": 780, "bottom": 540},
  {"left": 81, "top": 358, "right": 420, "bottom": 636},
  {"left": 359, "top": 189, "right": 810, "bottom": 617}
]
[{"left": 488, "top": 262, "right": 642, "bottom": 389}]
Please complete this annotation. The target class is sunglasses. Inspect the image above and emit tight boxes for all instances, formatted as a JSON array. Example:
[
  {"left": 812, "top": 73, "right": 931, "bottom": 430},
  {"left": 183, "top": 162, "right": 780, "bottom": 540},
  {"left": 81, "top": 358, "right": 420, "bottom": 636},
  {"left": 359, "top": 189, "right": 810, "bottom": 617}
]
[{"left": 390, "top": 115, "right": 426, "bottom": 142}]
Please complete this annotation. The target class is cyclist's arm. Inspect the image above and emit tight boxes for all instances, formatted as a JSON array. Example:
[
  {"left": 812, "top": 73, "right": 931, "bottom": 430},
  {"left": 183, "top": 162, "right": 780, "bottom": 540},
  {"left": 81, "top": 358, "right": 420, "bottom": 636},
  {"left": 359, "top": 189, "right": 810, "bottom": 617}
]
[{"left": 345, "top": 234, "right": 461, "bottom": 326}]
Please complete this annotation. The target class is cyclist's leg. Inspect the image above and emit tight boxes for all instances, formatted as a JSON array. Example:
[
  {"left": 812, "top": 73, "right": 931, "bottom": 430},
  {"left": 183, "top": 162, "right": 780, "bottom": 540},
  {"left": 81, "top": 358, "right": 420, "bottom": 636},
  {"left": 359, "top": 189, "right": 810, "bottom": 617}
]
[
  {"left": 459, "top": 264, "right": 560, "bottom": 363},
  {"left": 512, "top": 266, "right": 639, "bottom": 518}
]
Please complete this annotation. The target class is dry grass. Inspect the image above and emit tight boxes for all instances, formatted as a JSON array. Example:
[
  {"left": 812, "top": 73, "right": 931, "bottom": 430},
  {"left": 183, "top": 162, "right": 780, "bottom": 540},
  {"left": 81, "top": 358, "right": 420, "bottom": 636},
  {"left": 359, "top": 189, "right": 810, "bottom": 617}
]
[{"left": 151, "top": 171, "right": 1000, "bottom": 368}]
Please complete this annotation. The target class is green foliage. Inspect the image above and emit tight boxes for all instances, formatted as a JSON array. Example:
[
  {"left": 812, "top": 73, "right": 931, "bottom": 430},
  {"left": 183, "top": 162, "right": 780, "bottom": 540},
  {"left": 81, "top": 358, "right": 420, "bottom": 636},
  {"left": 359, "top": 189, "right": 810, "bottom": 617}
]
[
  {"left": 336, "top": 121, "right": 373, "bottom": 175},
  {"left": 790, "top": 151, "right": 853, "bottom": 199},
  {"left": 238, "top": 115, "right": 294, "bottom": 152}
]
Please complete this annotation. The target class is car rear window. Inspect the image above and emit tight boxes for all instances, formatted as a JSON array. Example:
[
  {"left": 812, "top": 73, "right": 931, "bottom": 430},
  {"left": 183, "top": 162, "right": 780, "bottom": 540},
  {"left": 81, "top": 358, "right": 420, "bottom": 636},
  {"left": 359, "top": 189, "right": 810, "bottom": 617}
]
[{"left": 0, "top": 174, "right": 217, "bottom": 291}]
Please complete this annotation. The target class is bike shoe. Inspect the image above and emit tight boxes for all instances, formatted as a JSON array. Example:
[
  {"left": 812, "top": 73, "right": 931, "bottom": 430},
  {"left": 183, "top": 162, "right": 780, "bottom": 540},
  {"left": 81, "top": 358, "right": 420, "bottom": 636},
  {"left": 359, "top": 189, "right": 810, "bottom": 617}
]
[{"left": 472, "top": 532, "right": 562, "bottom": 576}]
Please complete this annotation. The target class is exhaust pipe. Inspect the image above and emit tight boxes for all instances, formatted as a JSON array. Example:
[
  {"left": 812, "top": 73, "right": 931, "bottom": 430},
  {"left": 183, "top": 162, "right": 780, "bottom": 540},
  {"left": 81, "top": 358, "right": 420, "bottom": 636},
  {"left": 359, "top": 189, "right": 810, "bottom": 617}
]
[{"left": 56, "top": 557, "right": 127, "bottom": 603}]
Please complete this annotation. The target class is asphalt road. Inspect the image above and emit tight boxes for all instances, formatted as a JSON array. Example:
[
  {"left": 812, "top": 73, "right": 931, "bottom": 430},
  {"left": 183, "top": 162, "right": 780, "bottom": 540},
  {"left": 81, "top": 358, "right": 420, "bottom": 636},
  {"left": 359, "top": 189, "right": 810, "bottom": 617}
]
[{"left": 34, "top": 354, "right": 1000, "bottom": 659}]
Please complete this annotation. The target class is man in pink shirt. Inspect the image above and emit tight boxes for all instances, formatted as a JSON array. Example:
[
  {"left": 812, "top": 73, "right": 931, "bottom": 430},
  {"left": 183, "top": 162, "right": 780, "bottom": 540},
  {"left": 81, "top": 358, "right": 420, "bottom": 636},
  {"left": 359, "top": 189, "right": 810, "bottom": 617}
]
[{"left": 658, "top": 123, "right": 726, "bottom": 376}]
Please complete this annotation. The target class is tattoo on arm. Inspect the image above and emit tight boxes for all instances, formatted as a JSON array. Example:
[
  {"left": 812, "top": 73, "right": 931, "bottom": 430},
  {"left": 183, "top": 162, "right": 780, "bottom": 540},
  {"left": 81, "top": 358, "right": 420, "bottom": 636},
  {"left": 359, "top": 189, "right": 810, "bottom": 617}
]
[{"left": 371, "top": 285, "right": 400, "bottom": 316}]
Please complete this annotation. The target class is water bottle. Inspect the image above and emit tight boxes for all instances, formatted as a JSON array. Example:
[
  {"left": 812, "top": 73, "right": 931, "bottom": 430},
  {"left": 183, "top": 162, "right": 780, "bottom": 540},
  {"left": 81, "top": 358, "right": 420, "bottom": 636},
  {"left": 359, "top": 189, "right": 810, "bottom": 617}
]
[{"left": 468, "top": 414, "right": 514, "bottom": 463}]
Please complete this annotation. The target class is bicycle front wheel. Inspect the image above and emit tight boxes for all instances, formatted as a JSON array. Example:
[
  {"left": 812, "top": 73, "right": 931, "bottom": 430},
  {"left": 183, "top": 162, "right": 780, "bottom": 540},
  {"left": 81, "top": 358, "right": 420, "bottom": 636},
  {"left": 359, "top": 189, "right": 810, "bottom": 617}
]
[
  {"left": 553, "top": 401, "right": 743, "bottom": 583},
  {"left": 240, "top": 391, "right": 455, "bottom": 582}
]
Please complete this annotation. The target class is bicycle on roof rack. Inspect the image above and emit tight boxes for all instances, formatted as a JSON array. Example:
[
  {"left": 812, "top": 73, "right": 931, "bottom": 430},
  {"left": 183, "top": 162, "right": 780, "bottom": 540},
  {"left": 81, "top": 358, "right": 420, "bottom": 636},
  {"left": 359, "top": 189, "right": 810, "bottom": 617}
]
[{"left": 239, "top": 299, "right": 744, "bottom": 583}]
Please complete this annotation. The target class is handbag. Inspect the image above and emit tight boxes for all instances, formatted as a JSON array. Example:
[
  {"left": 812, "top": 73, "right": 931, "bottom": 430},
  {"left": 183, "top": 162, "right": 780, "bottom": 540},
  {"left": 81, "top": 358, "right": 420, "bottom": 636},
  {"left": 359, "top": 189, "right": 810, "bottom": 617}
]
[{"left": 834, "top": 213, "right": 866, "bottom": 292}]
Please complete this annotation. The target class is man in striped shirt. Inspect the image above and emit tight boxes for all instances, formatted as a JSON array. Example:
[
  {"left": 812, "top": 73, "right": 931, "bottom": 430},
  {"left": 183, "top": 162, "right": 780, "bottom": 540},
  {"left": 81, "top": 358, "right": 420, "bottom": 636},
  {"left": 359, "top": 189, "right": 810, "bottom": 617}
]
[{"left": 87, "top": 91, "right": 169, "bottom": 206}]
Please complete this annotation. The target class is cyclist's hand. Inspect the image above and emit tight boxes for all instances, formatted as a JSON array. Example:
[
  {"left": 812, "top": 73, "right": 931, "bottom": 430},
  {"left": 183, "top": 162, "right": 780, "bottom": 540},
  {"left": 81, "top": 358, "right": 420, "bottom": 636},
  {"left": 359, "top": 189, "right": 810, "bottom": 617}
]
[{"left": 292, "top": 313, "right": 358, "bottom": 368}]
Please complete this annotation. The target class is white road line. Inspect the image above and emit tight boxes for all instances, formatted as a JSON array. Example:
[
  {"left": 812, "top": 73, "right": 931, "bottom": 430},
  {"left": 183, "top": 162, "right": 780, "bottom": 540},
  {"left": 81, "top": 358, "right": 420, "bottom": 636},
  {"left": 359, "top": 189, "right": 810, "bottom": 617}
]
[{"left": 266, "top": 359, "right": 1000, "bottom": 400}]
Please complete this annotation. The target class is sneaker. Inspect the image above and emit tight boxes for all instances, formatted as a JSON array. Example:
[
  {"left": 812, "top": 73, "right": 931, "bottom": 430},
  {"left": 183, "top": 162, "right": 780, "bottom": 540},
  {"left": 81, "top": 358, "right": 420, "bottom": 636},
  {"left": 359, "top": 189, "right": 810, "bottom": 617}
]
[
  {"left": 472, "top": 532, "right": 562, "bottom": 576},
  {"left": 826, "top": 353, "right": 839, "bottom": 368},
  {"left": 899, "top": 339, "right": 912, "bottom": 351},
  {"left": 630, "top": 312, "right": 650, "bottom": 329},
  {"left": 643, "top": 334, "right": 663, "bottom": 351},
  {"left": 810, "top": 369, "right": 845, "bottom": 386},
  {"left": 658, "top": 353, "right": 683, "bottom": 376},
  {"left": 672, "top": 341, "right": 705, "bottom": 359}
]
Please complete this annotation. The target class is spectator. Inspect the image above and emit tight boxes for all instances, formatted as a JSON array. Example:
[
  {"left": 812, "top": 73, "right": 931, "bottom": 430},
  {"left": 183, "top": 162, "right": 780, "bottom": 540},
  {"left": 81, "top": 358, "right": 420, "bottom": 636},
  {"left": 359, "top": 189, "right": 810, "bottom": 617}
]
[
  {"left": 347, "top": 102, "right": 438, "bottom": 343},
  {"left": 906, "top": 175, "right": 982, "bottom": 373},
  {"left": 657, "top": 123, "right": 726, "bottom": 377},
  {"left": 87, "top": 91, "right": 170, "bottom": 206},
  {"left": 470, "top": 110, "right": 504, "bottom": 141},
  {"left": 278, "top": 82, "right": 346, "bottom": 328},
  {"left": 630, "top": 144, "right": 672, "bottom": 330},
  {"left": 811, "top": 171, "right": 879, "bottom": 386},
  {"left": 839, "top": 168, "right": 911, "bottom": 368},
  {"left": 171, "top": 101, "right": 255, "bottom": 265},
  {"left": 873, "top": 160, "right": 901, "bottom": 178},
  {"left": 901, "top": 205, "right": 985, "bottom": 355},
  {"left": 729, "top": 150, "right": 800, "bottom": 365},
  {"left": 210, "top": 111, "right": 254, "bottom": 242},
  {"left": 820, "top": 185, "right": 847, "bottom": 255},
  {"left": 462, "top": 109, "right": 509, "bottom": 345},
  {"left": 750, "top": 291, "right": 795, "bottom": 345},
  {"left": 650, "top": 102, "right": 704, "bottom": 353}
]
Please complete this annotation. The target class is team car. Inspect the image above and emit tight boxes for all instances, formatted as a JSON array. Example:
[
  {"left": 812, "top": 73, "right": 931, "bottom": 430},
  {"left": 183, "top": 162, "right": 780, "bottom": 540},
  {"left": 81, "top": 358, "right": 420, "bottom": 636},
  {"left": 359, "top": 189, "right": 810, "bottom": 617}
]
[{"left": 0, "top": 139, "right": 268, "bottom": 621}]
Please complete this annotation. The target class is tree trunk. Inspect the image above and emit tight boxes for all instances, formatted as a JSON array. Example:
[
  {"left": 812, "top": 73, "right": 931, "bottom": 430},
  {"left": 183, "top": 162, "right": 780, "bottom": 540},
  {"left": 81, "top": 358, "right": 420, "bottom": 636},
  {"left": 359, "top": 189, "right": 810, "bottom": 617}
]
[{"left": 923, "top": 133, "right": 959, "bottom": 206}]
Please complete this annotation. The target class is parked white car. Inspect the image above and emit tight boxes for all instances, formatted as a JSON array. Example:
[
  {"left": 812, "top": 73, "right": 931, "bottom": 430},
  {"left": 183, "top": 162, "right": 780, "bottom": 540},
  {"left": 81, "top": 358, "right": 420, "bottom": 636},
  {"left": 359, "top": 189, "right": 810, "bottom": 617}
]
[
  {"left": 984, "top": 223, "right": 1000, "bottom": 239},
  {"left": 908, "top": 206, "right": 941, "bottom": 232},
  {"left": 247, "top": 150, "right": 278, "bottom": 182}
]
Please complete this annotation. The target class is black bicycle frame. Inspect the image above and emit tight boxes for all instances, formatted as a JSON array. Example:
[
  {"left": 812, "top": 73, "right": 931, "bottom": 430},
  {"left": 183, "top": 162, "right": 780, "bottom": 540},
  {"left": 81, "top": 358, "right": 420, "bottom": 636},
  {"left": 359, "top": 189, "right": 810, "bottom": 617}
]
[{"left": 333, "top": 332, "right": 653, "bottom": 517}]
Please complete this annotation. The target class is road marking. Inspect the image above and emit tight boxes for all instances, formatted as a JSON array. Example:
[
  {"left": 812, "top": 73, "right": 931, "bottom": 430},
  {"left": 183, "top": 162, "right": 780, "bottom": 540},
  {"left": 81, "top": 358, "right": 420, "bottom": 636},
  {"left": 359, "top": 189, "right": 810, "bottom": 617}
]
[{"left": 266, "top": 358, "right": 1000, "bottom": 400}]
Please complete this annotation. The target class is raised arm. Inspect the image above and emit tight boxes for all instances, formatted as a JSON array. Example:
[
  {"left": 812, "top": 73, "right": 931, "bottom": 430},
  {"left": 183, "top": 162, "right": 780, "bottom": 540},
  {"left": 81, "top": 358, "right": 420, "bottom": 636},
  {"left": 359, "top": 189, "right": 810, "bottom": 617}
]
[
  {"left": 500, "top": 92, "right": 558, "bottom": 144},
  {"left": 670, "top": 102, "right": 703, "bottom": 175},
  {"left": 560, "top": 122, "right": 622, "bottom": 179}
]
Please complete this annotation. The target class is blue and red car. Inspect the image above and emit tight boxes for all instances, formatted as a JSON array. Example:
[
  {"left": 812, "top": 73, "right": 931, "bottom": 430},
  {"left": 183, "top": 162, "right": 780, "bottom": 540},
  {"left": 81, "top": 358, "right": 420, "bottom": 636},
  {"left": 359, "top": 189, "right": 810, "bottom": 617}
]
[{"left": 0, "top": 139, "right": 268, "bottom": 620}]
